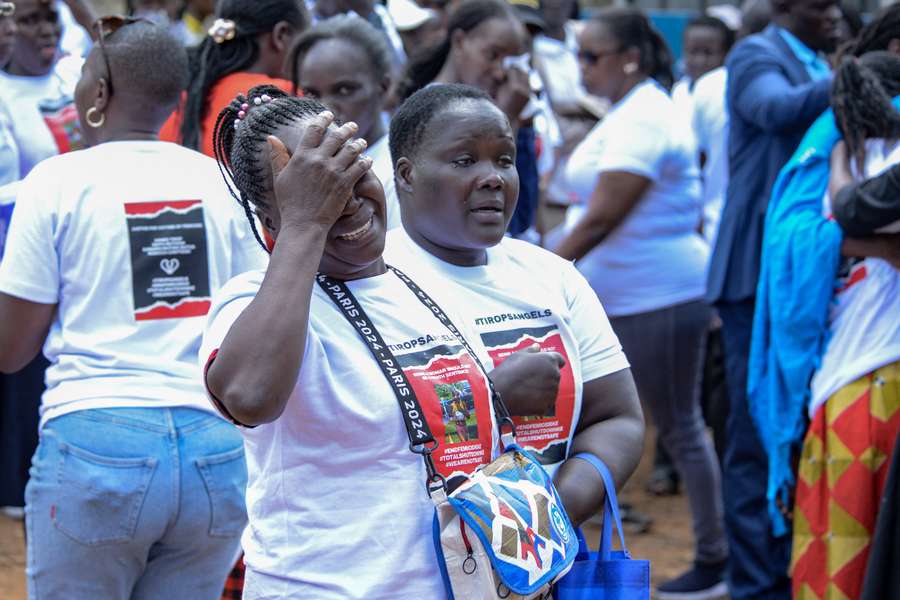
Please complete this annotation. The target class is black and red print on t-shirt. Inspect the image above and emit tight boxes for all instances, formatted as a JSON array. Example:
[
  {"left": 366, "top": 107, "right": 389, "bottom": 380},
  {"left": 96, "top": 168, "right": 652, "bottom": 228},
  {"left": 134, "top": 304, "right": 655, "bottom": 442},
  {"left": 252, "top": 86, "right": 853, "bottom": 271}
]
[{"left": 124, "top": 199, "right": 211, "bottom": 321}]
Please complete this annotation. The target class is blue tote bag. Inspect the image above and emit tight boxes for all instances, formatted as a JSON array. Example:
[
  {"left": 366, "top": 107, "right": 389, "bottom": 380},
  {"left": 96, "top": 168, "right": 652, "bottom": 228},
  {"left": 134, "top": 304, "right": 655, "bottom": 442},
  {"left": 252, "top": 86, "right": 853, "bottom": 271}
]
[{"left": 554, "top": 453, "right": 650, "bottom": 600}]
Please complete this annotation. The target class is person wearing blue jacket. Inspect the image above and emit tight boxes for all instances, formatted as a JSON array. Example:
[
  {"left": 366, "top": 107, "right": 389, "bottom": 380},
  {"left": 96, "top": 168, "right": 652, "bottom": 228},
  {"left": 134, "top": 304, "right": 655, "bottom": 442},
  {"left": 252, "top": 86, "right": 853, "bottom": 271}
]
[{"left": 705, "top": 1, "right": 841, "bottom": 598}]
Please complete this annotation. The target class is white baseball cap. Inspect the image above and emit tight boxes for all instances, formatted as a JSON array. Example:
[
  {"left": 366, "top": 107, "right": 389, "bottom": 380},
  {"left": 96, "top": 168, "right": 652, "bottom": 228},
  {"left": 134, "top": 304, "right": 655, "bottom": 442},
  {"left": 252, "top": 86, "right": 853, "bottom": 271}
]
[{"left": 387, "top": 0, "right": 438, "bottom": 32}]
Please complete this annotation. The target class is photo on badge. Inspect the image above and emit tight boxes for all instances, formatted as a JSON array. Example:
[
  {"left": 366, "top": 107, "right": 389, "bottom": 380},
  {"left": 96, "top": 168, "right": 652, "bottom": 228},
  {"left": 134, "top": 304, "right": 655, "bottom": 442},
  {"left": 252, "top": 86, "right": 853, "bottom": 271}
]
[{"left": 437, "top": 381, "right": 477, "bottom": 444}]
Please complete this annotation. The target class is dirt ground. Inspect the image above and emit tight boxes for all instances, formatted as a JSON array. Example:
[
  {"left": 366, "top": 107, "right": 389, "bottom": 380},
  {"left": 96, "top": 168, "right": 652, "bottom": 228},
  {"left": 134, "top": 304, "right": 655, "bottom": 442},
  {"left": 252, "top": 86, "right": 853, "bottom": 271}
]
[{"left": 0, "top": 432, "right": 706, "bottom": 599}]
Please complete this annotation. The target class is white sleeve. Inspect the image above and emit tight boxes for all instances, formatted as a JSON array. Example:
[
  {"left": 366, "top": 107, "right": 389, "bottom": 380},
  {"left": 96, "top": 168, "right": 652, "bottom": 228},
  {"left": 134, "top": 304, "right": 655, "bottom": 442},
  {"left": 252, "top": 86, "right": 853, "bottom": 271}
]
[
  {"left": 594, "top": 118, "right": 668, "bottom": 181},
  {"left": 562, "top": 261, "right": 629, "bottom": 382},
  {"left": 0, "top": 169, "right": 60, "bottom": 304},
  {"left": 200, "top": 291, "right": 255, "bottom": 368}
]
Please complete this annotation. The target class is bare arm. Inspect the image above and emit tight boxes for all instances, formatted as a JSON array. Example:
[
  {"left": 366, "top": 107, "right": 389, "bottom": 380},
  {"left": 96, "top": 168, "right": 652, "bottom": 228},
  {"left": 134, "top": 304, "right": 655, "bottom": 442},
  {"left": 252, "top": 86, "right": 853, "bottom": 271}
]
[
  {"left": 554, "top": 171, "right": 651, "bottom": 262},
  {"left": 828, "top": 140, "right": 854, "bottom": 203},
  {"left": 553, "top": 369, "right": 645, "bottom": 526},
  {"left": 841, "top": 234, "right": 900, "bottom": 269},
  {"left": 0, "top": 292, "right": 55, "bottom": 373},
  {"left": 205, "top": 116, "right": 373, "bottom": 425}
]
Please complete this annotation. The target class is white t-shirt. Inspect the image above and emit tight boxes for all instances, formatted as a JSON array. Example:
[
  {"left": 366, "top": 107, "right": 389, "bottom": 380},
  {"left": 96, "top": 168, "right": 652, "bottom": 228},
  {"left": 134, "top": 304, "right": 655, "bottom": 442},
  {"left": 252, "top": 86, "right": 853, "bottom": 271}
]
[
  {"left": 0, "top": 141, "right": 267, "bottom": 427},
  {"left": 671, "top": 77, "right": 694, "bottom": 121},
  {"left": 563, "top": 79, "right": 709, "bottom": 317},
  {"left": 0, "top": 181, "right": 17, "bottom": 260},
  {"left": 201, "top": 268, "right": 499, "bottom": 599},
  {"left": 0, "top": 103, "right": 19, "bottom": 186},
  {"left": 0, "top": 56, "right": 84, "bottom": 179},
  {"left": 691, "top": 67, "right": 729, "bottom": 248},
  {"left": 366, "top": 134, "right": 401, "bottom": 230},
  {"left": 384, "top": 228, "right": 629, "bottom": 475},
  {"left": 810, "top": 140, "right": 900, "bottom": 417},
  {"left": 533, "top": 24, "right": 587, "bottom": 108}
]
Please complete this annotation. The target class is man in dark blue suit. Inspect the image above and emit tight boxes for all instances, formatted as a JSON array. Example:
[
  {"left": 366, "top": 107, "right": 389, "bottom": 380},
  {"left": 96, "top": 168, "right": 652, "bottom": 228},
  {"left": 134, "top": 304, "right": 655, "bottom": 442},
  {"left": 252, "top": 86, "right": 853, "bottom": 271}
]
[{"left": 707, "top": 1, "right": 841, "bottom": 598}]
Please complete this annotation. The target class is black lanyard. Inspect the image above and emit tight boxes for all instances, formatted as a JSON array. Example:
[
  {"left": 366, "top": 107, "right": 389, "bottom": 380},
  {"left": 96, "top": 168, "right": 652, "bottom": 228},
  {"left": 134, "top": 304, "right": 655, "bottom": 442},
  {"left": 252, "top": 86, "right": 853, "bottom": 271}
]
[{"left": 316, "top": 266, "right": 514, "bottom": 485}]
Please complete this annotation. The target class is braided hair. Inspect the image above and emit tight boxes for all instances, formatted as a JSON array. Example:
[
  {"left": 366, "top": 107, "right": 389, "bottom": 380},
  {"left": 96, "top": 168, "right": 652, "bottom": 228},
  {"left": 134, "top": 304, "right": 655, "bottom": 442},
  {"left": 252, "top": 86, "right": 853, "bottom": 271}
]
[
  {"left": 180, "top": 0, "right": 308, "bottom": 150},
  {"left": 397, "top": 0, "right": 515, "bottom": 101},
  {"left": 841, "top": 3, "right": 899, "bottom": 58},
  {"left": 212, "top": 84, "right": 327, "bottom": 251},
  {"left": 831, "top": 52, "right": 900, "bottom": 171},
  {"left": 595, "top": 8, "right": 674, "bottom": 91}
]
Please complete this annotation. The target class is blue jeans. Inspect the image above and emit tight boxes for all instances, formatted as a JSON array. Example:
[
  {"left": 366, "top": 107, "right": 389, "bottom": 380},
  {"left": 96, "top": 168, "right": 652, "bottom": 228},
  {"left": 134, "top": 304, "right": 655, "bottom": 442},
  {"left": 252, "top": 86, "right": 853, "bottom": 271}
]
[
  {"left": 25, "top": 407, "right": 247, "bottom": 600},
  {"left": 717, "top": 300, "right": 791, "bottom": 600}
]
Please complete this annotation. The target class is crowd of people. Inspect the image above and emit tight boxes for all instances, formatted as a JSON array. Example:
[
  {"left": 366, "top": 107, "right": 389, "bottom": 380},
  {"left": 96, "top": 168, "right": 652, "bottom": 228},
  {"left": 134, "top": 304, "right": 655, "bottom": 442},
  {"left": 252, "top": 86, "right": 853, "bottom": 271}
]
[{"left": 0, "top": 0, "right": 897, "bottom": 599}]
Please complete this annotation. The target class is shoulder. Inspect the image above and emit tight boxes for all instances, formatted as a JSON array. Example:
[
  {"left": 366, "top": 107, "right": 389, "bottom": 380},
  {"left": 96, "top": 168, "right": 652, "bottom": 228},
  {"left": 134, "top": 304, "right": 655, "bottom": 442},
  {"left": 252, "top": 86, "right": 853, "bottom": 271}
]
[
  {"left": 694, "top": 67, "right": 727, "bottom": 98},
  {"left": 210, "top": 71, "right": 293, "bottom": 98},
  {"left": 494, "top": 237, "right": 575, "bottom": 274},
  {"left": 209, "top": 73, "right": 294, "bottom": 109},
  {"left": 727, "top": 28, "right": 793, "bottom": 72},
  {"left": 211, "top": 269, "right": 266, "bottom": 309},
  {"left": 23, "top": 146, "right": 88, "bottom": 181},
  {"left": 615, "top": 82, "right": 672, "bottom": 128}
]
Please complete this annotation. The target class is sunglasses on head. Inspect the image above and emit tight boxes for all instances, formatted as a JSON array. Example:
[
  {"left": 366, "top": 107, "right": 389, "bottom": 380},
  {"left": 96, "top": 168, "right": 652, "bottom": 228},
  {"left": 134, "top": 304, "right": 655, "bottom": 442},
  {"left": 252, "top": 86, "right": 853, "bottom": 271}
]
[
  {"left": 0, "top": 2, "right": 14, "bottom": 17},
  {"left": 91, "top": 15, "right": 151, "bottom": 93},
  {"left": 577, "top": 47, "right": 625, "bottom": 66}
]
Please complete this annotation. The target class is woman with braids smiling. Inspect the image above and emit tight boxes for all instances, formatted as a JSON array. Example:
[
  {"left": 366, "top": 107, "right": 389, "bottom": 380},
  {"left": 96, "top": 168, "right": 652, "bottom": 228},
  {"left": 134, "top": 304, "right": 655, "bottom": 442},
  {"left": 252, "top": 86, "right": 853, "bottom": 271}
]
[
  {"left": 159, "top": 0, "right": 307, "bottom": 156},
  {"left": 203, "top": 84, "right": 487, "bottom": 598},
  {"left": 202, "top": 82, "right": 572, "bottom": 598}
]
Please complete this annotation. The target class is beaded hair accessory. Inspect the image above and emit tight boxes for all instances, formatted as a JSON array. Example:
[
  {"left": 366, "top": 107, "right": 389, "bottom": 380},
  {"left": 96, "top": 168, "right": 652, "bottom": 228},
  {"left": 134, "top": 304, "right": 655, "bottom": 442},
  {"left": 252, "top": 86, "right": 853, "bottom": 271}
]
[
  {"left": 233, "top": 93, "right": 273, "bottom": 129},
  {"left": 209, "top": 18, "right": 237, "bottom": 44}
]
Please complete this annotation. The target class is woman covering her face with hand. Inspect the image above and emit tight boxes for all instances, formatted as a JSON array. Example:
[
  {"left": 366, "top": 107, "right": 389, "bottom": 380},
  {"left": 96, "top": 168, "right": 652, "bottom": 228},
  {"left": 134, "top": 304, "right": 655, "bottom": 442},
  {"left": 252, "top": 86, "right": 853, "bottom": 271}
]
[
  {"left": 383, "top": 83, "right": 644, "bottom": 528},
  {"left": 203, "top": 85, "right": 513, "bottom": 599},
  {"left": 290, "top": 14, "right": 401, "bottom": 228}
]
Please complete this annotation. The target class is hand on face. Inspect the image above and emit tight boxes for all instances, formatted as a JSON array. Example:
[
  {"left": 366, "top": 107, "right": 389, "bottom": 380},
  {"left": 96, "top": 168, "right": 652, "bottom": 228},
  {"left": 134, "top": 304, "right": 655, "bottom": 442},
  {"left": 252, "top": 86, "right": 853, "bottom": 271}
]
[{"left": 267, "top": 111, "right": 373, "bottom": 233}]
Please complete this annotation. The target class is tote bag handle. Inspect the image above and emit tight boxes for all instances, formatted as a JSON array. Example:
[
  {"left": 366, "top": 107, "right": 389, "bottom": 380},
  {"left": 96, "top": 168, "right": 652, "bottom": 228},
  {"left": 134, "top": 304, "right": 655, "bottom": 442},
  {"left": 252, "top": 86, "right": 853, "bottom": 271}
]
[{"left": 570, "top": 453, "right": 630, "bottom": 559}]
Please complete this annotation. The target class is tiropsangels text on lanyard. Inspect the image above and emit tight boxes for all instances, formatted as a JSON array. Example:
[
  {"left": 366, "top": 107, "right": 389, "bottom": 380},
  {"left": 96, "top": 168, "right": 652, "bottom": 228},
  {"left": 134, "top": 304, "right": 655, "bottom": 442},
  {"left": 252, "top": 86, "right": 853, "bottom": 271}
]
[{"left": 317, "top": 266, "right": 579, "bottom": 599}]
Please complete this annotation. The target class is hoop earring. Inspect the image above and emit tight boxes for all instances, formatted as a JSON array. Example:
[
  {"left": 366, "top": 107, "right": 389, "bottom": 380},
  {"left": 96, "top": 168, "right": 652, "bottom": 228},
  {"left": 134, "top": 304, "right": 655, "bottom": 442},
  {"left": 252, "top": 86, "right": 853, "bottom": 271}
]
[
  {"left": 623, "top": 63, "right": 639, "bottom": 75},
  {"left": 85, "top": 106, "right": 105, "bottom": 128}
]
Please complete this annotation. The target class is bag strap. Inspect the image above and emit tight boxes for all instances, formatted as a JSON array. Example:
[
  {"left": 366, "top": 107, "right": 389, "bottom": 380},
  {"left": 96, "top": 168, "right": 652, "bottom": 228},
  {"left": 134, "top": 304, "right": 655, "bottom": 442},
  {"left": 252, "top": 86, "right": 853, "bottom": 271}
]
[
  {"left": 316, "top": 272, "right": 444, "bottom": 485},
  {"left": 387, "top": 265, "right": 516, "bottom": 440},
  {"left": 316, "top": 267, "right": 514, "bottom": 486},
  {"left": 570, "top": 453, "right": 629, "bottom": 559}
]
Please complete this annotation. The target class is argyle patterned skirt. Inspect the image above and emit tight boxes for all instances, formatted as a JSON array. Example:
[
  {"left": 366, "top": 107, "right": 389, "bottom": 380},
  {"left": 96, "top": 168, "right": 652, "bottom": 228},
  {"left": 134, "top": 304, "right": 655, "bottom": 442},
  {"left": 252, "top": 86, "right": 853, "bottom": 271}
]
[{"left": 791, "top": 361, "right": 900, "bottom": 600}]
